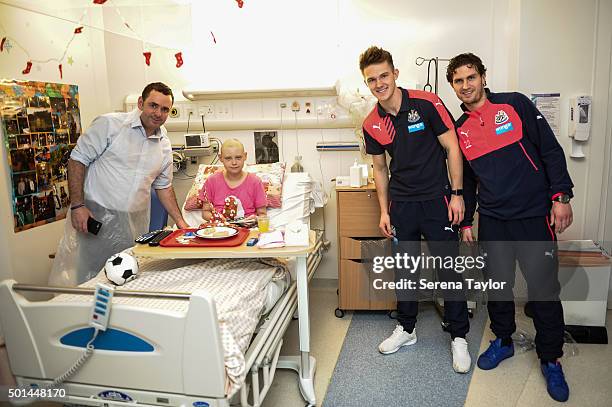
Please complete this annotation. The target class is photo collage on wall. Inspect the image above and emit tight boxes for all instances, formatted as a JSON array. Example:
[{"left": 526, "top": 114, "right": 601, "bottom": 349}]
[{"left": 0, "top": 80, "right": 82, "bottom": 232}]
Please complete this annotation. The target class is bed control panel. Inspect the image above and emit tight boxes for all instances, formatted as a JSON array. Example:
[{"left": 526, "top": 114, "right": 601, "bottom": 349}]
[
  {"left": 148, "top": 229, "right": 173, "bottom": 246},
  {"left": 90, "top": 283, "right": 114, "bottom": 331}
]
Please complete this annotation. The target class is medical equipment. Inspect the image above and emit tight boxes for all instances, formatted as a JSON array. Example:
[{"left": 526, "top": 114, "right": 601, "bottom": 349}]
[
  {"left": 415, "top": 56, "right": 451, "bottom": 94},
  {"left": 185, "top": 132, "right": 211, "bottom": 148}
]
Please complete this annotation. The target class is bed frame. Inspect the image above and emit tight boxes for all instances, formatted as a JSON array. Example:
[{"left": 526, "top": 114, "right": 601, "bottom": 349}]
[{"left": 0, "top": 231, "right": 324, "bottom": 407}]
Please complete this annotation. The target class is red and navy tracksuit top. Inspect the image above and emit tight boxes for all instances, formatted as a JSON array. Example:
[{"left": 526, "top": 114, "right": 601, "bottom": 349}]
[
  {"left": 362, "top": 87, "right": 455, "bottom": 202},
  {"left": 455, "top": 89, "right": 574, "bottom": 228}
]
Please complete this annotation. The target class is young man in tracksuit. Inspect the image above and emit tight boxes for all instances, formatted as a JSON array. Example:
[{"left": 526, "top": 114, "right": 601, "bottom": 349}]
[
  {"left": 447, "top": 53, "right": 574, "bottom": 402},
  {"left": 359, "top": 46, "right": 472, "bottom": 373}
]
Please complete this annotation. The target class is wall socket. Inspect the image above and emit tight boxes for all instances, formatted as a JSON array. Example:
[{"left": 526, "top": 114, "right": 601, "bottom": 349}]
[{"left": 199, "top": 104, "right": 214, "bottom": 118}]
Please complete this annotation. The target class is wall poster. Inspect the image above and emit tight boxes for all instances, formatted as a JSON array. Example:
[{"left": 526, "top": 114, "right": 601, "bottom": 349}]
[{"left": 0, "top": 80, "right": 82, "bottom": 232}]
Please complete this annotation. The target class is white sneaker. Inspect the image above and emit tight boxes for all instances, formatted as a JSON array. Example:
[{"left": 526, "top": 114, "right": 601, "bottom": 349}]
[
  {"left": 451, "top": 337, "right": 471, "bottom": 373},
  {"left": 378, "top": 325, "right": 417, "bottom": 354}
]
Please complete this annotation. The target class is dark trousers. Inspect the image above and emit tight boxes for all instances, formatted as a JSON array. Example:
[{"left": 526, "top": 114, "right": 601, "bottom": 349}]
[
  {"left": 390, "top": 197, "right": 470, "bottom": 339},
  {"left": 478, "top": 214, "right": 564, "bottom": 361}
]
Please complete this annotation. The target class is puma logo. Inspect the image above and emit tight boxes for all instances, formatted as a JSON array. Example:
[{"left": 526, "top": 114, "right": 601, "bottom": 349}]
[
  {"left": 460, "top": 130, "right": 470, "bottom": 137},
  {"left": 537, "top": 115, "right": 543, "bottom": 119},
  {"left": 544, "top": 250, "right": 554, "bottom": 258},
  {"left": 444, "top": 226, "right": 454, "bottom": 232},
  {"left": 435, "top": 102, "right": 443, "bottom": 106},
  {"left": 373, "top": 124, "right": 382, "bottom": 131}
]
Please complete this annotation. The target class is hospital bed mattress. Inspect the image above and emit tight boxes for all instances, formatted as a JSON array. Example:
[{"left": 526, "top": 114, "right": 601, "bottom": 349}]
[{"left": 52, "top": 256, "right": 289, "bottom": 396}]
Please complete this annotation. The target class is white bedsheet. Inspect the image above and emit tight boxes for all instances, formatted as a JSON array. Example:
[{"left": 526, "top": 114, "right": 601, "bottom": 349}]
[{"left": 53, "top": 256, "right": 288, "bottom": 396}]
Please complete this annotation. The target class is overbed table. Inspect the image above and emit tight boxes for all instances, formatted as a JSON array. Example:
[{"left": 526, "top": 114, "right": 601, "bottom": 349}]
[{"left": 133, "top": 229, "right": 318, "bottom": 405}]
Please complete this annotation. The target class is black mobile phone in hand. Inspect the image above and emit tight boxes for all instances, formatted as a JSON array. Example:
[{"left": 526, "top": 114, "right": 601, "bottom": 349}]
[{"left": 87, "top": 217, "right": 102, "bottom": 235}]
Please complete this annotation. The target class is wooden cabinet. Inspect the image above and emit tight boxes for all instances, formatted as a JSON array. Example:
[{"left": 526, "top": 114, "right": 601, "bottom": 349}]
[{"left": 335, "top": 185, "right": 396, "bottom": 317}]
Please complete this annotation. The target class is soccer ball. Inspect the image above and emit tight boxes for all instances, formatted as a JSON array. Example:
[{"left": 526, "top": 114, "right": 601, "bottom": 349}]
[{"left": 104, "top": 252, "right": 139, "bottom": 286}]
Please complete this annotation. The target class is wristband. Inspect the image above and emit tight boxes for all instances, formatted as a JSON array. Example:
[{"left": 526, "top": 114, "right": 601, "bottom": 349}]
[
  {"left": 450, "top": 189, "right": 463, "bottom": 196},
  {"left": 70, "top": 203, "right": 85, "bottom": 210}
]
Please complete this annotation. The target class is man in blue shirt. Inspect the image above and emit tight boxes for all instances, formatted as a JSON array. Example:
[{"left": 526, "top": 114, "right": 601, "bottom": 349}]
[{"left": 51, "top": 82, "right": 188, "bottom": 284}]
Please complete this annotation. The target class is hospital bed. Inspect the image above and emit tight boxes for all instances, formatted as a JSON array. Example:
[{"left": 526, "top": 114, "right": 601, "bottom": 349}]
[{"left": 0, "top": 171, "right": 326, "bottom": 407}]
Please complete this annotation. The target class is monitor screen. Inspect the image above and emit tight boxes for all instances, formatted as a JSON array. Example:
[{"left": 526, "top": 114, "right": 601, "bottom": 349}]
[{"left": 185, "top": 135, "right": 201, "bottom": 147}]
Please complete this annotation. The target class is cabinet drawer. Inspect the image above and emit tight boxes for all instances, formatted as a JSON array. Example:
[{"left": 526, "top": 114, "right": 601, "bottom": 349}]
[
  {"left": 337, "top": 191, "right": 383, "bottom": 237},
  {"left": 339, "top": 259, "right": 370, "bottom": 310},
  {"left": 340, "top": 236, "right": 387, "bottom": 260}
]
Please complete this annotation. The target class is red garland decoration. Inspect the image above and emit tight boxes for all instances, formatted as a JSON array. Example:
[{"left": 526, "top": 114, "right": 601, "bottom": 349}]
[
  {"left": 0, "top": 37, "right": 5, "bottom": 52},
  {"left": 22, "top": 61, "right": 32, "bottom": 75},
  {"left": 93, "top": 0, "right": 108, "bottom": 4},
  {"left": 236, "top": 0, "right": 244, "bottom": 8},
  {"left": 143, "top": 51, "right": 152, "bottom": 66},
  {"left": 175, "top": 52, "right": 183, "bottom": 68},
  {"left": 74, "top": 26, "right": 83, "bottom": 34},
  {"left": 58, "top": 64, "right": 63, "bottom": 79}
]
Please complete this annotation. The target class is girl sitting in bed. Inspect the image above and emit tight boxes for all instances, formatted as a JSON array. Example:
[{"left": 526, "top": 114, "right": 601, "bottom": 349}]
[{"left": 199, "top": 139, "right": 267, "bottom": 222}]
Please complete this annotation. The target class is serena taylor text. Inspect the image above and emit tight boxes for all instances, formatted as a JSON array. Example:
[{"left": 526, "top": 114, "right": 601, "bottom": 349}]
[{"left": 372, "top": 279, "right": 507, "bottom": 291}]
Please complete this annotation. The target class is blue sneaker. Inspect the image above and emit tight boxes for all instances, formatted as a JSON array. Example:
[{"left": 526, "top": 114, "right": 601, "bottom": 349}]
[
  {"left": 541, "top": 361, "right": 569, "bottom": 402},
  {"left": 477, "top": 338, "right": 514, "bottom": 370}
]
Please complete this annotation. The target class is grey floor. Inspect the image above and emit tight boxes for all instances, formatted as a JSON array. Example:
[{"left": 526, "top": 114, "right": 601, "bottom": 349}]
[{"left": 263, "top": 282, "right": 612, "bottom": 407}]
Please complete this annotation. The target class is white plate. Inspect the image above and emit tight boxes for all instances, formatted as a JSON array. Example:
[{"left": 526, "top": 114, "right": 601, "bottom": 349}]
[{"left": 195, "top": 226, "right": 238, "bottom": 239}]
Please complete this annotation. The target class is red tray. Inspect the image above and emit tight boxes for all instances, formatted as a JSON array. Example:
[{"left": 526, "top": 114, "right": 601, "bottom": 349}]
[{"left": 159, "top": 228, "right": 250, "bottom": 248}]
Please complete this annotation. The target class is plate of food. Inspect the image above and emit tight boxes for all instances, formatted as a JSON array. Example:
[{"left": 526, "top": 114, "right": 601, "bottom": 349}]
[{"left": 195, "top": 226, "right": 239, "bottom": 239}]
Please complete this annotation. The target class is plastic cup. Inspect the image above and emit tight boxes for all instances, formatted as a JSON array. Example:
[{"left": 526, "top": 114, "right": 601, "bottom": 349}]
[{"left": 257, "top": 215, "right": 270, "bottom": 233}]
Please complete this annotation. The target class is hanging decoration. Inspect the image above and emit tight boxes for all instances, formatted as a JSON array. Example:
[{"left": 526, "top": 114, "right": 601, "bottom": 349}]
[
  {"left": 22, "top": 61, "right": 32, "bottom": 75},
  {"left": 0, "top": 8, "right": 88, "bottom": 79},
  {"left": 143, "top": 51, "right": 152, "bottom": 66},
  {"left": 175, "top": 52, "right": 184, "bottom": 68},
  {"left": 236, "top": 0, "right": 244, "bottom": 8},
  {"left": 1, "top": 0, "right": 191, "bottom": 78}
]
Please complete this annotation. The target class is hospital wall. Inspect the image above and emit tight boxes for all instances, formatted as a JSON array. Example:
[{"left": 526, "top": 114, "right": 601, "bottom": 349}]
[{"left": 0, "top": 1, "right": 610, "bottom": 302}]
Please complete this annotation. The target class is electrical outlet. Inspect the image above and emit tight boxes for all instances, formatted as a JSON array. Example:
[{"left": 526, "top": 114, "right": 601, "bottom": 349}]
[
  {"left": 198, "top": 104, "right": 214, "bottom": 118},
  {"left": 216, "top": 102, "right": 232, "bottom": 119},
  {"left": 185, "top": 106, "right": 195, "bottom": 117}
]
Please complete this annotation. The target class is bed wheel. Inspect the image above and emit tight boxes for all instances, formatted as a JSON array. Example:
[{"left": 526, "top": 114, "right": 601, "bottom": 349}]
[
  {"left": 335, "top": 308, "right": 345, "bottom": 318},
  {"left": 387, "top": 310, "right": 398, "bottom": 319}
]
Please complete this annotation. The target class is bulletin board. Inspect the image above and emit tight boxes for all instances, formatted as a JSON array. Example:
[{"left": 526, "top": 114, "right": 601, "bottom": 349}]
[{"left": 0, "top": 80, "right": 82, "bottom": 232}]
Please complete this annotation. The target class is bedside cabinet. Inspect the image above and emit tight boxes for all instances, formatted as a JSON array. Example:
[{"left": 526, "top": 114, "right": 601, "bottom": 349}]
[{"left": 335, "top": 184, "right": 396, "bottom": 317}]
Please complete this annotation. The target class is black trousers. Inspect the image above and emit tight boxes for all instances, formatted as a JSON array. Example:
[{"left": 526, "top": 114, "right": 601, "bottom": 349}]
[
  {"left": 390, "top": 197, "right": 470, "bottom": 339},
  {"left": 478, "top": 214, "right": 564, "bottom": 361}
]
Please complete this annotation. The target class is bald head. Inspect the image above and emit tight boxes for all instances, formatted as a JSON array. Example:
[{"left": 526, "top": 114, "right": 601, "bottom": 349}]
[{"left": 220, "top": 138, "right": 245, "bottom": 155}]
